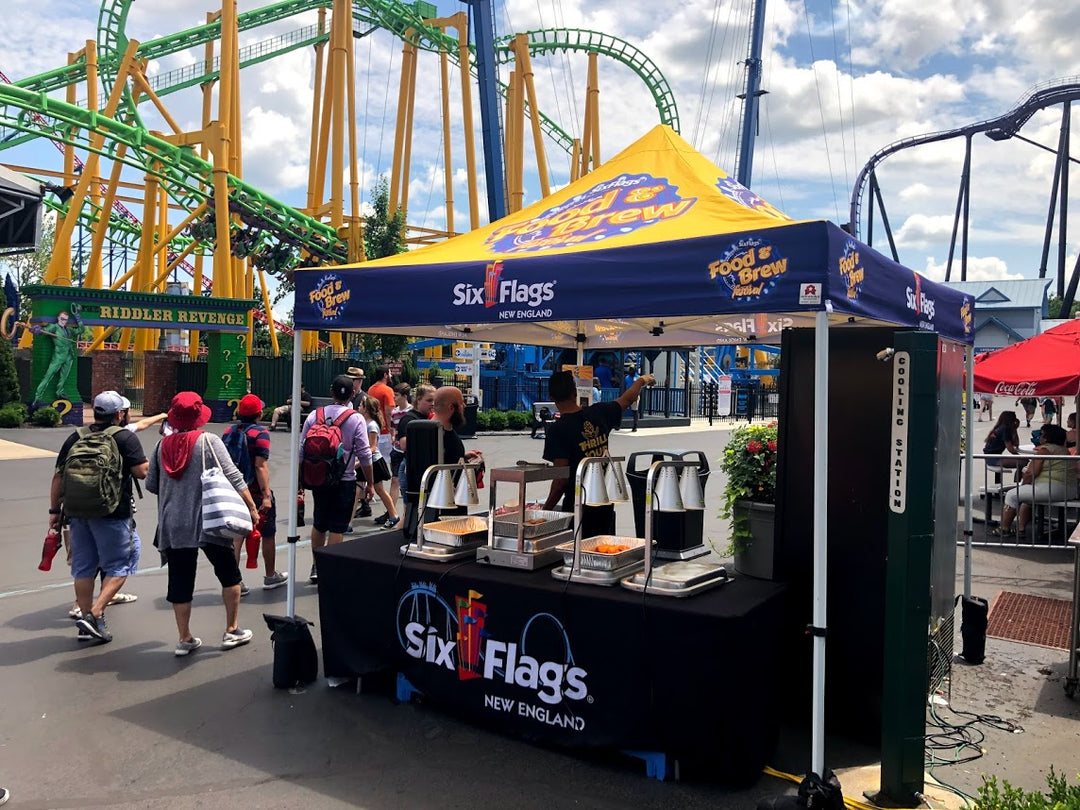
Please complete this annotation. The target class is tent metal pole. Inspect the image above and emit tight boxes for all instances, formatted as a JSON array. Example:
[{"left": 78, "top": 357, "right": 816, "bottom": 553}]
[
  {"left": 811, "top": 308, "right": 828, "bottom": 777},
  {"left": 575, "top": 321, "right": 584, "bottom": 366},
  {"left": 964, "top": 347, "right": 974, "bottom": 597},
  {"left": 286, "top": 329, "right": 304, "bottom": 618}
]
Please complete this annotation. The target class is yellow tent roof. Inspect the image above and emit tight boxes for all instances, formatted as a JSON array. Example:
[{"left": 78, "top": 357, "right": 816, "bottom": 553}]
[{"left": 363, "top": 124, "right": 794, "bottom": 267}]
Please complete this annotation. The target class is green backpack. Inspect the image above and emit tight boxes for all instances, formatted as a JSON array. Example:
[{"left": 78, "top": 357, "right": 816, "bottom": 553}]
[{"left": 62, "top": 426, "right": 125, "bottom": 518}]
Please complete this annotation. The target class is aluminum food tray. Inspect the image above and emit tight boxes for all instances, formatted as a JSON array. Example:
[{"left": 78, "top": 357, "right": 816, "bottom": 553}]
[
  {"left": 556, "top": 536, "right": 647, "bottom": 571},
  {"left": 492, "top": 532, "right": 567, "bottom": 553},
  {"left": 422, "top": 516, "right": 489, "bottom": 547},
  {"left": 492, "top": 510, "right": 573, "bottom": 539}
]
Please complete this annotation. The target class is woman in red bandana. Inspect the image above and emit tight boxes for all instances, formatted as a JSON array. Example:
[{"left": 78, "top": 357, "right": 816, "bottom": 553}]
[{"left": 146, "top": 392, "right": 260, "bottom": 657}]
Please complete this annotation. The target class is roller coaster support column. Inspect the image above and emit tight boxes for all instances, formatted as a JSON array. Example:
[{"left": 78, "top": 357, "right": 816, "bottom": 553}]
[
  {"left": 580, "top": 54, "right": 600, "bottom": 177},
  {"left": 736, "top": 0, "right": 767, "bottom": 188},
  {"left": 513, "top": 34, "right": 551, "bottom": 199},
  {"left": 83, "top": 40, "right": 104, "bottom": 294},
  {"left": 448, "top": 12, "right": 480, "bottom": 230},
  {"left": 51, "top": 51, "right": 78, "bottom": 287},
  {"left": 465, "top": 0, "right": 506, "bottom": 221},
  {"left": 43, "top": 40, "right": 139, "bottom": 290}
]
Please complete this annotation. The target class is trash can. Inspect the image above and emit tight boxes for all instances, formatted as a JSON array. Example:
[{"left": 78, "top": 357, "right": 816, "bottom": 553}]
[
  {"left": 626, "top": 450, "right": 711, "bottom": 559},
  {"left": 457, "top": 394, "right": 479, "bottom": 437}
]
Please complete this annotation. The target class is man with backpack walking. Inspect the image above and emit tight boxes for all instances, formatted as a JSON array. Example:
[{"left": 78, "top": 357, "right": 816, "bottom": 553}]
[
  {"left": 222, "top": 394, "right": 288, "bottom": 592},
  {"left": 49, "top": 391, "right": 149, "bottom": 643},
  {"left": 299, "top": 374, "right": 374, "bottom": 583}
]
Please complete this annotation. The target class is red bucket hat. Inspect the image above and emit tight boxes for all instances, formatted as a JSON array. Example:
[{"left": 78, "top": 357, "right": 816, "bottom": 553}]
[{"left": 168, "top": 392, "right": 211, "bottom": 431}]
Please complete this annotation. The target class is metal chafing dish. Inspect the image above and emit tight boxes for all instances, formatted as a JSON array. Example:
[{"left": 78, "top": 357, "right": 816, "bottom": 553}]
[
  {"left": 478, "top": 464, "right": 571, "bottom": 570},
  {"left": 422, "top": 516, "right": 488, "bottom": 546},
  {"left": 622, "top": 560, "right": 732, "bottom": 597},
  {"left": 492, "top": 510, "right": 573, "bottom": 539},
  {"left": 556, "top": 536, "right": 646, "bottom": 571},
  {"left": 402, "top": 461, "right": 486, "bottom": 562},
  {"left": 551, "top": 536, "right": 647, "bottom": 586},
  {"left": 620, "top": 459, "right": 730, "bottom": 597}
]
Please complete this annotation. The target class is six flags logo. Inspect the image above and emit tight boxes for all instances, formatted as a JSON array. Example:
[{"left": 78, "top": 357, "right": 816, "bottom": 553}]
[
  {"left": 399, "top": 587, "right": 589, "bottom": 706},
  {"left": 451, "top": 261, "right": 556, "bottom": 309}
]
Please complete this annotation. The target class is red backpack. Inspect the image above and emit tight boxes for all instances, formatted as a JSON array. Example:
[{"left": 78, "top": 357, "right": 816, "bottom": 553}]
[{"left": 300, "top": 407, "right": 356, "bottom": 489}]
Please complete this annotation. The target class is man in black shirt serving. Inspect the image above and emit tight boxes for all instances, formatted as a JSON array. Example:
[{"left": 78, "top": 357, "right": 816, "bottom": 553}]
[{"left": 541, "top": 369, "right": 655, "bottom": 537}]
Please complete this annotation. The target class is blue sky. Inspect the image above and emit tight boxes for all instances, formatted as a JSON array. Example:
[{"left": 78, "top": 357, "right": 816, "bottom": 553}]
[{"left": 1, "top": 0, "right": 1079, "bottom": 294}]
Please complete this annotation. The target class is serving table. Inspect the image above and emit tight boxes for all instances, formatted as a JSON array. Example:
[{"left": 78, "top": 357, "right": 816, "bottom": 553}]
[{"left": 315, "top": 532, "right": 788, "bottom": 786}]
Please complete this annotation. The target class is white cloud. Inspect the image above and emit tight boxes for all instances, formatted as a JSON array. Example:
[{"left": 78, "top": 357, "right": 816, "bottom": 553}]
[
  {"left": 1, "top": 0, "right": 1078, "bottom": 294},
  {"left": 922, "top": 254, "right": 1019, "bottom": 282}
]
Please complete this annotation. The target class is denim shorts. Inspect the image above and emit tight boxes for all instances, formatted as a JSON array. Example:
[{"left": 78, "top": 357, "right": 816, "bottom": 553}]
[{"left": 69, "top": 517, "right": 141, "bottom": 579}]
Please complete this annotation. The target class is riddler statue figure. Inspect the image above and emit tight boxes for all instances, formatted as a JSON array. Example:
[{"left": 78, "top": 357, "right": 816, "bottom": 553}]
[{"left": 33, "top": 307, "right": 81, "bottom": 404}]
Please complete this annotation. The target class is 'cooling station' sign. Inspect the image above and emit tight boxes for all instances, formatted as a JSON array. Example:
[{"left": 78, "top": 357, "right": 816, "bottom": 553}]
[{"left": 889, "top": 351, "right": 910, "bottom": 514}]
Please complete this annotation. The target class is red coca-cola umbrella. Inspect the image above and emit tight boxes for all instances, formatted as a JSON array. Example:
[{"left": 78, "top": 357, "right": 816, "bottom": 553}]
[{"left": 973, "top": 318, "right": 1080, "bottom": 397}]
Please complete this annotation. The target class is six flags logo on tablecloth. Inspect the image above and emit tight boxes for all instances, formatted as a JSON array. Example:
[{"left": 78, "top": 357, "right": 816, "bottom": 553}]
[{"left": 398, "top": 584, "right": 589, "bottom": 729}]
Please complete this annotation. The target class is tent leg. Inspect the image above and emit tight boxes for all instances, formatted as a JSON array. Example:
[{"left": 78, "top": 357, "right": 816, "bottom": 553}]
[
  {"left": 964, "top": 347, "right": 974, "bottom": 597},
  {"left": 811, "top": 310, "right": 828, "bottom": 777},
  {"left": 286, "top": 329, "right": 304, "bottom": 619}
]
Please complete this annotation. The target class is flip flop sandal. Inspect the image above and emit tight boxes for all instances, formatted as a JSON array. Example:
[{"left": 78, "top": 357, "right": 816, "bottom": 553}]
[{"left": 107, "top": 593, "right": 138, "bottom": 606}]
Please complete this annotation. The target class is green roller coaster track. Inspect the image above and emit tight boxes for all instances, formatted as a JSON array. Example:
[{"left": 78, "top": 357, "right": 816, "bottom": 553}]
[{"left": 0, "top": 0, "right": 680, "bottom": 267}]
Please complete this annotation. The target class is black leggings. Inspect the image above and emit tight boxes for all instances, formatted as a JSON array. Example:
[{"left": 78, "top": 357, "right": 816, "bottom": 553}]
[{"left": 165, "top": 544, "right": 242, "bottom": 604}]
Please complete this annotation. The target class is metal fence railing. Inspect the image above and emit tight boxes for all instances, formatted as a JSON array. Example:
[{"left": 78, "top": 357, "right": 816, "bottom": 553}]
[{"left": 968, "top": 451, "right": 1080, "bottom": 548}]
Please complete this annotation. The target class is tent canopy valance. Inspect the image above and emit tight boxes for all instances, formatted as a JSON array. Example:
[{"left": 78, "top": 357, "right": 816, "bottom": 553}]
[{"left": 293, "top": 126, "right": 974, "bottom": 348}]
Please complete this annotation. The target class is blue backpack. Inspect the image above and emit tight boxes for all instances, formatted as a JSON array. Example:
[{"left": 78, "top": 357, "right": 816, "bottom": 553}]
[{"left": 222, "top": 424, "right": 256, "bottom": 484}]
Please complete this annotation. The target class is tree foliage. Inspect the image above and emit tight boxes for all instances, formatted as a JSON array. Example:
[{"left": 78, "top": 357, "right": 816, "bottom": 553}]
[
  {"left": 363, "top": 176, "right": 407, "bottom": 261},
  {"left": 0, "top": 333, "right": 19, "bottom": 406},
  {"left": 1047, "top": 294, "right": 1080, "bottom": 319}
]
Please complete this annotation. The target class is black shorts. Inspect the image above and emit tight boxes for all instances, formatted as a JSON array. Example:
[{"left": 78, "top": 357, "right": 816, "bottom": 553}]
[
  {"left": 312, "top": 479, "right": 357, "bottom": 534},
  {"left": 253, "top": 490, "right": 277, "bottom": 538},
  {"left": 390, "top": 449, "right": 405, "bottom": 476},
  {"left": 372, "top": 456, "right": 392, "bottom": 484},
  {"left": 165, "top": 544, "right": 242, "bottom": 604}
]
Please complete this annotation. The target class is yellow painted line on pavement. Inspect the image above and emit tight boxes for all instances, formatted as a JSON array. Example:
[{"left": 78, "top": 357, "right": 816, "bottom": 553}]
[{"left": 0, "top": 438, "right": 55, "bottom": 460}]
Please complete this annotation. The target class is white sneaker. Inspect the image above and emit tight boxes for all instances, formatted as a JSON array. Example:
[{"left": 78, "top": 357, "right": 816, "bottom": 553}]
[
  {"left": 175, "top": 637, "right": 203, "bottom": 657},
  {"left": 222, "top": 628, "right": 253, "bottom": 649}
]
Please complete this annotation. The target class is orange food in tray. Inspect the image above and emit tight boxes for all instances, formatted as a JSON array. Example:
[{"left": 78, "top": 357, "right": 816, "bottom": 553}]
[{"left": 593, "top": 543, "right": 630, "bottom": 554}]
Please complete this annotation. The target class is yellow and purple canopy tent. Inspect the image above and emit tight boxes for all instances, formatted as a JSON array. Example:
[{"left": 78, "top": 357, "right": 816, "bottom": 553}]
[
  {"left": 294, "top": 125, "right": 974, "bottom": 347},
  {"left": 287, "top": 125, "right": 976, "bottom": 780}
]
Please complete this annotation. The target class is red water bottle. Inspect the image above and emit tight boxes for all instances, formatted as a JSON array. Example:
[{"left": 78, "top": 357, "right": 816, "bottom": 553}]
[
  {"left": 245, "top": 527, "right": 261, "bottom": 569},
  {"left": 39, "top": 527, "right": 62, "bottom": 571},
  {"left": 297, "top": 493, "right": 306, "bottom": 527}
]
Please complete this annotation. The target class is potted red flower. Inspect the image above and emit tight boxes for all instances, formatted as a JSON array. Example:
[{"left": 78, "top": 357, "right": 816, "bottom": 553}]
[{"left": 718, "top": 421, "right": 778, "bottom": 578}]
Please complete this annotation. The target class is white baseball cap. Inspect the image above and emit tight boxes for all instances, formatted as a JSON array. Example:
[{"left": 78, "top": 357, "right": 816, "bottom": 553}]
[{"left": 93, "top": 390, "right": 131, "bottom": 415}]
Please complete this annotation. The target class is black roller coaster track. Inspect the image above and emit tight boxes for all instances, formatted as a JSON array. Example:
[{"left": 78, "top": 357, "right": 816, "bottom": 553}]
[{"left": 849, "top": 77, "right": 1080, "bottom": 311}]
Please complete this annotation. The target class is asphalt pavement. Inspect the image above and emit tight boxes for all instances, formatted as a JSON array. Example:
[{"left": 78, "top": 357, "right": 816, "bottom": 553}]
[{"left": 0, "top": 419, "right": 1077, "bottom": 808}]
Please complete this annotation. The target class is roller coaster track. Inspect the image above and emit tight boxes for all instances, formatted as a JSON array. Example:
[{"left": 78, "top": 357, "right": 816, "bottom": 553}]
[
  {"left": 0, "top": 0, "right": 678, "bottom": 323},
  {"left": 849, "top": 76, "right": 1080, "bottom": 241},
  {"left": 7, "top": 1, "right": 679, "bottom": 155}
]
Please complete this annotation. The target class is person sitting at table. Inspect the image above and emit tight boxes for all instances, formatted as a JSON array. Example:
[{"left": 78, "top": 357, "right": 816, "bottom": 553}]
[
  {"left": 1067, "top": 412, "right": 1077, "bottom": 453},
  {"left": 269, "top": 384, "right": 311, "bottom": 431},
  {"left": 983, "top": 410, "right": 1023, "bottom": 469},
  {"left": 994, "top": 423, "right": 1078, "bottom": 537}
]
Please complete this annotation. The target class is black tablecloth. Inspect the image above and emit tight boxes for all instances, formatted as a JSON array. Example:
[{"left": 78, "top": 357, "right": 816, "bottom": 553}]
[{"left": 315, "top": 534, "right": 787, "bottom": 785}]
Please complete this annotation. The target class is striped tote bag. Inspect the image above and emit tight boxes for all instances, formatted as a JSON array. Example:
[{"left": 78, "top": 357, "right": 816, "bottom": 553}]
[{"left": 200, "top": 435, "right": 253, "bottom": 541}]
